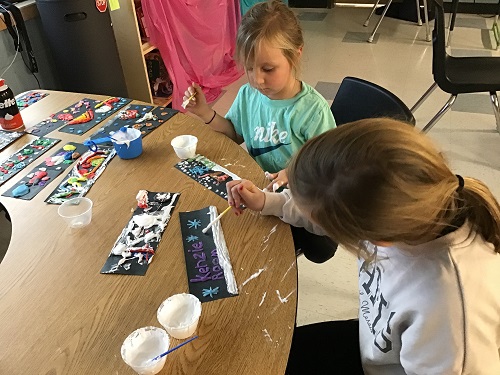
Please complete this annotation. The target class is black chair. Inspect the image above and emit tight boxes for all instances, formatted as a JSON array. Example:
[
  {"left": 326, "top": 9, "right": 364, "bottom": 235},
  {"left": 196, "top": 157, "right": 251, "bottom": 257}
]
[
  {"left": 411, "top": 0, "right": 500, "bottom": 133},
  {"left": 363, "top": 0, "right": 431, "bottom": 43},
  {"left": 331, "top": 76, "right": 416, "bottom": 126}
]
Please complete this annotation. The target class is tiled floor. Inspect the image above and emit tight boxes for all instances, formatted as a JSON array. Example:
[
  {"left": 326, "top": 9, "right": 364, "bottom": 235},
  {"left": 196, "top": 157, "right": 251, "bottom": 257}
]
[{"left": 210, "top": 6, "right": 500, "bottom": 326}]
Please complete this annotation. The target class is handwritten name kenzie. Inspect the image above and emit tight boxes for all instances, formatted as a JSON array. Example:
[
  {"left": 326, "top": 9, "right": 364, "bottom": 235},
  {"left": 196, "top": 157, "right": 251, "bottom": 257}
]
[{"left": 188, "top": 241, "right": 224, "bottom": 283}]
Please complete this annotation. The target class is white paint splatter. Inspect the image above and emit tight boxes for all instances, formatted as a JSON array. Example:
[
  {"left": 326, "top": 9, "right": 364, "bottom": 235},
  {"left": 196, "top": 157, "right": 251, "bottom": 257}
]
[
  {"left": 259, "top": 292, "right": 267, "bottom": 306},
  {"left": 262, "top": 224, "right": 278, "bottom": 244},
  {"left": 276, "top": 289, "right": 295, "bottom": 303},
  {"left": 262, "top": 329, "right": 273, "bottom": 342},
  {"left": 240, "top": 267, "right": 266, "bottom": 288},
  {"left": 280, "top": 260, "right": 296, "bottom": 282}
]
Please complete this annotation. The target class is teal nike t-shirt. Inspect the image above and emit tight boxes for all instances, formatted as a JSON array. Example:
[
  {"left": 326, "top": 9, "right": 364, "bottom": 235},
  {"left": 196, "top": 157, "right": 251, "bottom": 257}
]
[{"left": 226, "top": 82, "right": 336, "bottom": 173}]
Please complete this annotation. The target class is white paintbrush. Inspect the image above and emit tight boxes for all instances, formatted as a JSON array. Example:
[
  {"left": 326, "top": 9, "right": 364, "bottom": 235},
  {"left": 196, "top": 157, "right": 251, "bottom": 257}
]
[
  {"left": 202, "top": 206, "right": 232, "bottom": 234},
  {"left": 181, "top": 92, "right": 196, "bottom": 109}
]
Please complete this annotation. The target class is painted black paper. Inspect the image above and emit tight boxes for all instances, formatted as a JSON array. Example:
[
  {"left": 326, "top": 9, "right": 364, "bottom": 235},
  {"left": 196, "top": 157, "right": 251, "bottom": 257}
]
[
  {"left": 0, "top": 137, "right": 59, "bottom": 186},
  {"left": 179, "top": 206, "right": 238, "bottom": 303},
  {"left": 44, "top": 145, "right": 116, "bottom": 205},
  {"left": 100, "top": 191, "right": 180, "bottom": 276},
  {"left": 89, "top": 105, "right": 177, "bottom": 146},
  {"left": 175, "top": 155, "right": 240, "bottom": 200},
  {"left": 15, "top": 91, "right": 49, "bottom": 110},
  {"left": 2, "top": 142, "right": 88, "bottom": 200},
  {"left": 26, "top": 97, "right": 131, "bottom": 137},
  {"left": 0, "top": 129, "right": 24, "bottom": 152}
]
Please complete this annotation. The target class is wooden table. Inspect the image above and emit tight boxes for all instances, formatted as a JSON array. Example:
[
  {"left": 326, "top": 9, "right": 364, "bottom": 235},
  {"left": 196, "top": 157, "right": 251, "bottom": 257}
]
[{"left": 0, "top": 91, "right": 297, "bottom": 374}]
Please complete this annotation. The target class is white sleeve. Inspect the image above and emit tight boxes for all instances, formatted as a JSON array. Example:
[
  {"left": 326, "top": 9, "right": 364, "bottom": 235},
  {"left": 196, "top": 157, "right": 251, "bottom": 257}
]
[
  {"left": 260, "top": 189, "right": 327, "bottom": 236},
  {"left": 398, "top": 284, "right": 465, "bottom": 374}
]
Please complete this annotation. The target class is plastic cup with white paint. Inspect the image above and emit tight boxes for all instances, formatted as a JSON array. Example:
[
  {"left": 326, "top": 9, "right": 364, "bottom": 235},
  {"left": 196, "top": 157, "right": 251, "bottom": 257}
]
[
  {"left": 57, "top": 197, "right": 93, "bottom": 228},
  {"left": 170, "top": 135, "right": 198, "bottom": 159},
  {"left": 121, "top": 326, "right": 170, "bottom": 375},
  {"left": 157, "top": 293, "right": 202, "bottom": 339}
]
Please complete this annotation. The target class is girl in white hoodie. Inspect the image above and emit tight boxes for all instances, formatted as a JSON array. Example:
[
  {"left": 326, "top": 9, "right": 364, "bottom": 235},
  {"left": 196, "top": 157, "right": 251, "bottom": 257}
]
[{"left": 226, "top": 118, "right": 500, "bottom": 375}]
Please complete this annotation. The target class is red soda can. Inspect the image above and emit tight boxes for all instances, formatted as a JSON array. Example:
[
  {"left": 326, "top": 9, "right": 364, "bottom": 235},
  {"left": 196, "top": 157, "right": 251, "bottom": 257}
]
[{"left": 0, "top": 78, "right": 25, "bottom": 131}]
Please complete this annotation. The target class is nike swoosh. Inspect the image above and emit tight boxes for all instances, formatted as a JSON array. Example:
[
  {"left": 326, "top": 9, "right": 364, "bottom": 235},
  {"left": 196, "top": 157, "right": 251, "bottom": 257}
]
[{"left": 248, "top": 142, "right": 291, "bottom": 157}]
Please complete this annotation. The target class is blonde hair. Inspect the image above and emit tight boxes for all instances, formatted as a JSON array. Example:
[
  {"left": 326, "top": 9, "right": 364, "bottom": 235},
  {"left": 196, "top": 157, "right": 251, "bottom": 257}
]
[
  {"left": 288, "top": 118, "right": 500, "bottom": 254},
  {"left": 236, "top": 0, "right": 303, "bottom": 77}
]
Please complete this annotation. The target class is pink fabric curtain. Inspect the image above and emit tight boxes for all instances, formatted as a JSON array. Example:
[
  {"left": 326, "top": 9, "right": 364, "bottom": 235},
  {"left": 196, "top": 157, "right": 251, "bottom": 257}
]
[{"left": 142, "top": 0, "right": 243, "bottom": 110}]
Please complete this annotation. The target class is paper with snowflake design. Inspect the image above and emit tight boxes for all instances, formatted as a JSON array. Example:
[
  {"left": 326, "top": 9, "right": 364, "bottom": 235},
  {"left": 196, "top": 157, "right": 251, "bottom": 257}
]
[
  {"left": 179, "top": 206, "right": 238, "bottom": 302},
  {"left": 100, "top": 190, "right": 180, "bottom": 275},
  {"left": 175, "top": 155, "right": 240, "bottom": 200}
]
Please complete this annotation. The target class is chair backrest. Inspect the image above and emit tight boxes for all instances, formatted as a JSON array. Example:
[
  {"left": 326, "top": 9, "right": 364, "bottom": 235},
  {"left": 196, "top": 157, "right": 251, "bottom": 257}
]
[
  {"left": 330, "top": 77, "right": 416, "bottom": 126},
  {"left": 431, "top": 0, "right": 451, "bottom": 92}
]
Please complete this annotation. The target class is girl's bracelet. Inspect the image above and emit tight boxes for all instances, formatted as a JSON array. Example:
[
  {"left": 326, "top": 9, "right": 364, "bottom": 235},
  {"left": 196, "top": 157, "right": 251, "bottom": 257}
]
[{"left": 205, "top": 110, "right": 217, "bottom": 124}]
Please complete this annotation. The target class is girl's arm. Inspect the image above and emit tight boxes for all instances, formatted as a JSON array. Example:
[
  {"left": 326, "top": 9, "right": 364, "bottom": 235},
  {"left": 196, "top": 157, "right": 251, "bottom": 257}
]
[
  {"left": 183, "top": 83, "right": 243, "bottom": 144},
  {"left": 197, "top": 109, "right": 244, "bottom": 144},
  {"left": 226, "top": 180, "right": 326, "bottom": 236}
]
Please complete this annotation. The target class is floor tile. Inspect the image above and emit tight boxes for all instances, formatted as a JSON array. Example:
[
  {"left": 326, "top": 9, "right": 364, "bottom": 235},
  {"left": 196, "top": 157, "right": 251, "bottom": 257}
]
[
  {"left": 455, "top": 17, "right": 487, "bottom": 29},
  {"left": 342, "top": 31, "right": 380, "bottom": 43},
  {"left": 297, "top": 12, "right": 328, "bottom": 22},
  {"left": 314, "top": 81, "right": 341, "bottom": 101},
  {"left": 452, "top": 93, "right": 496, "bottom": 115}
]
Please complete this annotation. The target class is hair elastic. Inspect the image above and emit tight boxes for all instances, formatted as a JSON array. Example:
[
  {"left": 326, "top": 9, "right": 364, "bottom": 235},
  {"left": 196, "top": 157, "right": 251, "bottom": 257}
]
[
  {"left": 205, "top": 110, "right": 217, "bottom": 125},
  {"left": 456, "top": 174, "right": 464, "bottom": 192}
]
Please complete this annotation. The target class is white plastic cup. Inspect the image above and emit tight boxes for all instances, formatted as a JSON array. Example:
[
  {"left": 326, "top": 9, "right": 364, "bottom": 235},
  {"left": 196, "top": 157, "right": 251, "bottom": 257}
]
[
  {"left": 57, "top": 197, "right": 93, "bottom": 228},
  {"left": 121, "top": 326, "right": 170, "bottom": 375},
  {"left": 157, "top": 293, "right": 202, "bottom": 339},
  {"left": 170, "top": 135, "right": 198, "bottom": 159}
]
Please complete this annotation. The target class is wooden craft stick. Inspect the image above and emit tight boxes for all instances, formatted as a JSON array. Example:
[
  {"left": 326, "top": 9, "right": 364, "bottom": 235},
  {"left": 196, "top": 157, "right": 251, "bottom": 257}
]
[{"left": 202, "top": 206, "right": 232, "bottom": 234}]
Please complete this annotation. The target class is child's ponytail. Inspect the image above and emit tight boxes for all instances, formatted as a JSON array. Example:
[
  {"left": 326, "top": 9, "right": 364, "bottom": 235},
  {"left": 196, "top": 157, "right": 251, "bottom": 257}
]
[{"left": 461, "top": 178, "right": 500, "bottom": 252}]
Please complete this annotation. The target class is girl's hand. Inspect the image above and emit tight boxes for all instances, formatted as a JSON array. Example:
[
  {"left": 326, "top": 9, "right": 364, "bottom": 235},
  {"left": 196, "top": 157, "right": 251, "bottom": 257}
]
[
  {"left": 226, "top": 180, "right": 265, "bottom": 214},
  {"left": 264, "top": 169, "right": 288, "bottom": 192},
  {"left": 183, "top": 83, "right": 209, "bottom": 117}
]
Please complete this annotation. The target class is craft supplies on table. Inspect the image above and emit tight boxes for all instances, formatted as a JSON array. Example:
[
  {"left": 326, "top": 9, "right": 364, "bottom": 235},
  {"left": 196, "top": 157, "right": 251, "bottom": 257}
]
[
  {"left": 89, "top": 105, "right": 177, "bottom": 144},
  {"left": 44, "top": 145, "right": 116, "bottom": 204},
  {"left": 0, "top": 137, "right": 59, "bottom": 187},
  {"left": 175, "top": 154, "right": 240, "bottom": 200},
  {"left": 179, "top": 206, "right": 238, "bottom": 303},
  {"left": 0, "top": 129, "right": 24, "bottom": 152},
  {"left": 15, "top": 91, "right": 49, "bottom": 110},
  {"left": 26, "top": 97, "right": 131, "bottom": 137},
  {"left": 2, "top": 142, "right": 87, "bottom": 200},
  {"left": 100, "top": 190, "right": 180, "bottom": 275}
]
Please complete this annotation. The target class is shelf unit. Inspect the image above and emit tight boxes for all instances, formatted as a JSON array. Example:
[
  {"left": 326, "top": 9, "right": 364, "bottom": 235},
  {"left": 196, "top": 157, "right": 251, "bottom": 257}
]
[{"left": 109, "top": 0, "right": 172, "bottom": 107}]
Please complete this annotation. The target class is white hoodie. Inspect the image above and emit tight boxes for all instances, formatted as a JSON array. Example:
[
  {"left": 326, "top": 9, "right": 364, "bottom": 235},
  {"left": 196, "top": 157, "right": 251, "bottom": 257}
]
[{"left": 261, "top": 190, "right": 500, "bottom": 374}]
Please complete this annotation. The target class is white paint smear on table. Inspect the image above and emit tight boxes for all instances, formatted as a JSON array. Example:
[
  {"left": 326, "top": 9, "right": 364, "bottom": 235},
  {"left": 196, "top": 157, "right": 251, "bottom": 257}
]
[
  {"left": 276, "top": 289, "right": 295, "bottom": 303},
  {"left": 262, "top": 329, "right": 273, "bottom": 342},
  {"left": 280, "top": 260, "right": 296, "bottom": 282},
  {"left": 262, "top": 225, "right": 278, "bottom": 244},
  {"left": 259, "top": 292, "right": 267, "bottom": 307},
  {"left": 240, "top": 267, "right": 266, "bottom": 288}
]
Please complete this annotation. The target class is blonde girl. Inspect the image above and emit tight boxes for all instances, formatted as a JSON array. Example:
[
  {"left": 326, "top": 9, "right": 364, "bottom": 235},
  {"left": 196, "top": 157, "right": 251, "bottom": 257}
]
[
  {"left": 184, "top": 0, "right": 336, "bottom": 191},
  {"left": 227, "top": 118, "right": 500, "bottom": 374}
]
